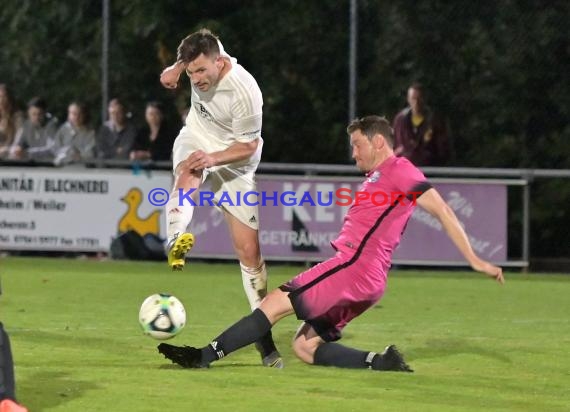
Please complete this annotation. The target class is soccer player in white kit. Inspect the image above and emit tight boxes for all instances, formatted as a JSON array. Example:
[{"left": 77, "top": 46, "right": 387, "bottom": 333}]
[{"left": 159, "top": 29, "right": 282, "bottom": 368}]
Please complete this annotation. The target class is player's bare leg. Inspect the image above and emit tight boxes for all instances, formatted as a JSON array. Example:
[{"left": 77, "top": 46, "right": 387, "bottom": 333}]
[
  {"left": 165, "top": 162, "right": 199, "bottom": 270},
  {"left": 291, "top": 323, "right": 325, "bottom": 364},
  {"left": 224, "top": 212, "right": 284, "bottom": 368},
  {"left": 292, "top": 322, "right": 413, "bottom": 372}
]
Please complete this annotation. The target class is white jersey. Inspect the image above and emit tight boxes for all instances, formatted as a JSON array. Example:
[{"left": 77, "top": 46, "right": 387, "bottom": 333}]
[
  {"left": 182, "top": 52, "right": 263, "bottom": 157},
  {"left": 170, "top": 43, "right": 264, "bottom": 229}
]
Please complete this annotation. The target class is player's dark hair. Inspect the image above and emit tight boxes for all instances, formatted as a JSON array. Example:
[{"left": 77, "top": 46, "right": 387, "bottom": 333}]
[
  {"left": 177, "top": 28, "right": 220, "bottom": 63},
  {"left": 347, "top": 115, "right": 394, "bottom": 148}
]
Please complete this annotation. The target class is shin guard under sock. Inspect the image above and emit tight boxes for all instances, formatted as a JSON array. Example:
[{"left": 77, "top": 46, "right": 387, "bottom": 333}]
[
  {"left": 201, "top": 308, "right": 272, "bottom": 364},
  {"left": 313, "top": 342, "right": 377, "bottom": 369}
]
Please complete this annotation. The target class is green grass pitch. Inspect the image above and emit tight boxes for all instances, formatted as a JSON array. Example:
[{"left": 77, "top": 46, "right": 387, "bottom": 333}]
[{"left": 1, "top": 257, "right": 569, "bottom": 411}]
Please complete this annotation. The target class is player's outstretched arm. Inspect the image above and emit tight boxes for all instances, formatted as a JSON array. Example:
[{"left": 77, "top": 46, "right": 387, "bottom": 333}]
[{"left": 416, "top": 188, "right": 505, "bottom": 284}]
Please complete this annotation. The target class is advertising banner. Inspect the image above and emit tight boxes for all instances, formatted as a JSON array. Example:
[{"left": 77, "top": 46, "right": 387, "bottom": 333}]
[
  {"left": 0, "top": 168, "right": 171, "bottom": 251},
  {"left": 0, "top": 168, "right": 507, "bottom": 263},
  {"left": 189, "top": 176, "right": 507, "bottom": 263}
]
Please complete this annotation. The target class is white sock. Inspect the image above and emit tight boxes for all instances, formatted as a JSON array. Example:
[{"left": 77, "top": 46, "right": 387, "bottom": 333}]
[
  {"left": 240, "top": 261, "right": 268, "bottom": 311},
  {"left": 165, "top": 195, "right": 194, "bottom": 241}
]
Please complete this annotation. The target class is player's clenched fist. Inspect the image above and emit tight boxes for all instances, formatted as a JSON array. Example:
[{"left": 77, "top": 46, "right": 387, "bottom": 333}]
[{"left": 160, "top": 63, "right": 183, "bottom": 89}]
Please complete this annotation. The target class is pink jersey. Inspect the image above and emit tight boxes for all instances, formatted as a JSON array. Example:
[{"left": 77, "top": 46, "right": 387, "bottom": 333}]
[
  {"left": 280, "top": 156, "right": 431, "bottom": 341},
  {"left": 332, "top": 155, "right": 431, "bottom": 275}
]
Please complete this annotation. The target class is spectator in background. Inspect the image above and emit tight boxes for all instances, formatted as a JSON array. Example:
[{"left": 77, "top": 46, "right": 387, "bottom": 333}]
[
  {"left": 96, "top": 98, "right": 137, "bottom": 159},
  {"left": 0, "top": 84, "right": 23, "bottom": 160},
  {"left": 393, "top": 83, "right": 449, "bottom": 166},
  {"left": 53, "top": 101, "right": 96, "bottom": 165},
  {"left": 10, "top": 97, "right": 58, "bottom": 161},
  {"left": 130, "top": 101, "right": 176, "bottom": 161}
]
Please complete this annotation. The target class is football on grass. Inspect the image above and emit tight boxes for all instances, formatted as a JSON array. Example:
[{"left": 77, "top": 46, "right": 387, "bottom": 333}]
[{"left": 139, "top": 293, "right": 186, "bottom": 340}]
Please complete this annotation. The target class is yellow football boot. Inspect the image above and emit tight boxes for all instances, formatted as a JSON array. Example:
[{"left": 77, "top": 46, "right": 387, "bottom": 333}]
[{"left": 167, "top": 233, "right": 195, "bottom": 271}]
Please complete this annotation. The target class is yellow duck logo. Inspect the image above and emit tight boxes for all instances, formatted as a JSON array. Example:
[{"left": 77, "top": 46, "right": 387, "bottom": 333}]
[{"left": 118, "top": 188, "right": 161, "bottom": 236}]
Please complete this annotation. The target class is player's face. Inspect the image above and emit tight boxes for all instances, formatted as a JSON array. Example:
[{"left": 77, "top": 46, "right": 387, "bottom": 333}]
[
  {"left": 350, "top": 130, "right": 378, "bottom": 172},
  {"left": 186, "top": 53, "right": 224, "bottom": 92}
]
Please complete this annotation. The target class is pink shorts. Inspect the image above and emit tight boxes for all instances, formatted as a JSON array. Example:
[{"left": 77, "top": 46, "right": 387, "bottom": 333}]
[{"left": 279, "top": 251, "right": 387, "bottom": 341}]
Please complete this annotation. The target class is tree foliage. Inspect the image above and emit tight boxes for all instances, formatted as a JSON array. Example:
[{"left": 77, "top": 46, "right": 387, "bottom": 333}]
[{"left": 1, "top": 0, "right": 567, "bottom": 166}]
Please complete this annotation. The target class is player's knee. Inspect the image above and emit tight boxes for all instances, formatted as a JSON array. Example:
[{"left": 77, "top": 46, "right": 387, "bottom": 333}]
[
  {"left": 174, "top": 163, "right": 201, "bottom": 184},
  {"left": 235, "top": 241, "right": 261, "bottom": 264}
]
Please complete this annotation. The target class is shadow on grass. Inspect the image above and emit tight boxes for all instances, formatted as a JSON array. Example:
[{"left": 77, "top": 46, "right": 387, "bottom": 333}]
[
  {"left": 155, "top": 330, "right": 296, "bottom": 370},
  {"left": 157, "top": 362, "right": 263, "bottom": 370},
  {"left": 408, "top": 337, "right": 511, "bottom": 364},
  {"left": 17, "top": 371, "right": 100, "bottom": 412}
]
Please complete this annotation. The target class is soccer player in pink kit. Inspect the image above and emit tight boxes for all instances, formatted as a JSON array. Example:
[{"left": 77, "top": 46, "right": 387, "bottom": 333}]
[{"left": 158, "top": 115, "right": 504, "bottom": 371}]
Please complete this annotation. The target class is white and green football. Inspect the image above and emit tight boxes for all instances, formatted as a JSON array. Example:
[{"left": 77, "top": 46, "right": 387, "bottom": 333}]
[{"left": 139, "top": 293, "right": 186, "bottom": 340}]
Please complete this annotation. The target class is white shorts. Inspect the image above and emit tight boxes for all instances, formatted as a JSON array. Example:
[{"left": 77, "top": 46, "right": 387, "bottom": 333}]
[{"left": 172, "top": 130, "right": 261, "bottom": 230}]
